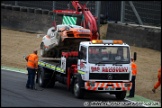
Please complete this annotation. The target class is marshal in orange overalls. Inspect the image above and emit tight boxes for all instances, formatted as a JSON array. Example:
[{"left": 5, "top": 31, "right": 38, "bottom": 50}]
[
  {"left": 152, "top": 67, "right": 161, "bottom": 93},
  {"left": 25, "top": 50, "right": 38, "bottom": 89}
]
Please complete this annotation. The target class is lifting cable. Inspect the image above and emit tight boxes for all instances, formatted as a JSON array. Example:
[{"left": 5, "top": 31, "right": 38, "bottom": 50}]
[{"left": 34, "top": 64, "right": 59, "bottom": 91}]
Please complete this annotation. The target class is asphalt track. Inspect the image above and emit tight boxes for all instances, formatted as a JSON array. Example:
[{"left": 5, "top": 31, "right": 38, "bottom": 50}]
[{"left": 1, "top": 66, "right": 161, "bottom": 107}]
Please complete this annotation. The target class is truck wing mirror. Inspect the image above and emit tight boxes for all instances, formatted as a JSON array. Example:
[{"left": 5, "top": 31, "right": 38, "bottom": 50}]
[{"left": 133, "top": 52, "right": 137, "bottom": 61}]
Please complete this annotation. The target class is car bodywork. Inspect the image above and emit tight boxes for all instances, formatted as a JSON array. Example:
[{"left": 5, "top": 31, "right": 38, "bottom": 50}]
[{"left": 40, "top": 24, "right": 91, "bottom": 57}]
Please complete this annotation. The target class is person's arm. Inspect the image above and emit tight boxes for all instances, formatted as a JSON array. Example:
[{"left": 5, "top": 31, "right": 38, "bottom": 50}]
[
  {"left": 25, "top": 55, "right": 29, "bottom": 62},
  {"left": 34, "top": 56, "right": 38, "bottom": 70},
  {"left": 158, "top": 67, "right": 161, "bottom": 73}
]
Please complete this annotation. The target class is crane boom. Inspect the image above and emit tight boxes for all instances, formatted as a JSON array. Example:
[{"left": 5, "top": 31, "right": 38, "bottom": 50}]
[{"left": 53, "top": 1, "right": 99, "bottom": 40}]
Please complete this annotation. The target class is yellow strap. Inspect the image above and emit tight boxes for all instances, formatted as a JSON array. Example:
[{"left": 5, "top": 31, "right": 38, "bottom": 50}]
[{"left": 78, "top": 70, "right": 86, "bottom": 74}]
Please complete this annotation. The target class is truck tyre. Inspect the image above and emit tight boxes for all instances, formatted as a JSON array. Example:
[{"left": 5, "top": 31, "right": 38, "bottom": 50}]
[
  {"left": 38, "top": 66, "right": 55, "bottom": 88},
  {"left": 38, "top": 66, "right": 47, "bottom": 87},
  {"left": 73, "top": 79, "right": 84, "bottom": 99},
  {"left": 40, "top": 42, "right": 46, "bottom": 57},
  {"left": 115, "top": 91, "right": 126, "bottom": 100}
]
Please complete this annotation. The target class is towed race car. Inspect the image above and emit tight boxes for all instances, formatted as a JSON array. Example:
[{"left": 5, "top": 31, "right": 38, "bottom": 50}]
[{"left": 40, "top": 24, "right": 91, "bottom": 57}]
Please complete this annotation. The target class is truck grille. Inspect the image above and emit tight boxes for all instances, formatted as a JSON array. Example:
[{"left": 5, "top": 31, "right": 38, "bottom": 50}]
[{"left": 89, "top": 73, "right": 130, "bottom": 80}]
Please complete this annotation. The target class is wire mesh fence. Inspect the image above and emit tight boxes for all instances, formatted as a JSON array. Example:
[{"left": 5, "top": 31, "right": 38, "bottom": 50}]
[
  {"left": 1, "top": 1, "right": 96, "bottom": 14},
  {"left": 17, "top": 1, "right": 53, "bottom": 10},
  {"left": 124, "top": 1, "right": 161, "bottom": 26},
  {"left": 1, "top": 1, "right": 161, "bottom": 27}
]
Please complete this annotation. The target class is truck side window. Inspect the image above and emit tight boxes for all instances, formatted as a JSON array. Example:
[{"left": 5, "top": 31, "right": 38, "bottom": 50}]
[{"left": 81, "top": 46, "right": 87, "bottom": 60}]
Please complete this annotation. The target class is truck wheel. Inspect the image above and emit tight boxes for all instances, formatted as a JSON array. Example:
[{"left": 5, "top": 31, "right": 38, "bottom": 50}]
[
  {"left": 38, "top": 66, "right": 55, "bottom": 88},
  {"left": 73, "top": 79, "right": 84, "bottom": 99},
  {"left": 38, "top": 66, "right": 46, "bottom": 87},
  {"left": 115, "top": 91, "right": 126, "bottom": 100}
]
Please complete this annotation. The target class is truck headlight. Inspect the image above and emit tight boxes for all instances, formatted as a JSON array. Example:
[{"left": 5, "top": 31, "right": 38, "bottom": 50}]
[
  {"left": 87, "top": 81, "right": 95, "bottom": 87},
  {"left": 124, "top": 83, "right": 131, "bottom": 87}
]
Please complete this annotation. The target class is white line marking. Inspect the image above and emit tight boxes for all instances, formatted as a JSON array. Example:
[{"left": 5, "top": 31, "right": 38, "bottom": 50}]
[
  {"left": 124, "top": 98, "right": 148, "bottom": 107},
  {"left": 106, "top": 93, "right": 149, "bottom": 107},
  {"left": 1, "top": 67, "right": 27, "bottom": 74}
]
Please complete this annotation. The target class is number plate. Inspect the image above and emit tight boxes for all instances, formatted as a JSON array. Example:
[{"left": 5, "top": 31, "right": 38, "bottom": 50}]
[{"left": 105, "top": 88, "right": 115, "bottom": 90}]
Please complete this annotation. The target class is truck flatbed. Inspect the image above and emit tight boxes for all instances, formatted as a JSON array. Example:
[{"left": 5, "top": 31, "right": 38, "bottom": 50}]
[
  {"left": 39, "top": 57, "right": 61, "bottom": 61},
  {"left": 38, "top": 59, "right": 65, "bottom": 74}
]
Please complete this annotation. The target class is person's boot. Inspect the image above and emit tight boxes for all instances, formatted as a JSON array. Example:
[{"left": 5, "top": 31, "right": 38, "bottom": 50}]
[{"left": 152, "top": 88, "right": 156, "bottom": 93}]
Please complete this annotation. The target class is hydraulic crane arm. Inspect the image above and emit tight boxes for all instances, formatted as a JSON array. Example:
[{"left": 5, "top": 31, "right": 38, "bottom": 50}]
[
  {"left": 53, "top": 1, "right": 99, "bottom": 40},
  {"left": 53, "top": 10, "right": 82, "bottom": 15},
  {"left": 71, "top": 1, "right": 99, "bottom": 40}
]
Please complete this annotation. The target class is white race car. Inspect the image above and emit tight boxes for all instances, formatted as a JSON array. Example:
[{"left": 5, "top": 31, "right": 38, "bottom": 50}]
[{"left": 40, "top": 24, "right": 91, "bottom": 57}]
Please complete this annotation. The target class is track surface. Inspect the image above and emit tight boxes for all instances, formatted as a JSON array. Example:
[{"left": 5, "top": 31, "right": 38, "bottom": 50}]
[
  {"left": 2, "top": 69, "right": 147, "bottom": 107},
  {"left": 1, "top": 28, "right": 161, "bottom": 102}
]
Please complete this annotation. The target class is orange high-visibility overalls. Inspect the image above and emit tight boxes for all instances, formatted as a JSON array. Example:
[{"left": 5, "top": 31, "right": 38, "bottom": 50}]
[
  {"left": 26, "top": 53, "right": 38, "bottom": 69},
  {"left": 128, "top": 61, "right": 137, "bottom": 97},
  {"left": 154, "top": 67, "right": 161, "bottom": 89},
  {"left": 131, "top": 61, "right": 137, "bottom": 76}
]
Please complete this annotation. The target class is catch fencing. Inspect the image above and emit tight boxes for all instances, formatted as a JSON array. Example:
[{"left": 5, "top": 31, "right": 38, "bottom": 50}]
[{"left": 1, "top": 1, "right": 161, "bottom": 26}]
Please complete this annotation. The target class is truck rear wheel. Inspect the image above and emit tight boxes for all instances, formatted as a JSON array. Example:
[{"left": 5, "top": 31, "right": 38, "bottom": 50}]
[
  {"left": 38, "top": 66, "right": 55, "bottom": 88},
  {"left": 115, "top": 91, "right": 126, "bottom": 100},
  {"left": 73, "top": 79, "right": 84, "bottom": 99}
]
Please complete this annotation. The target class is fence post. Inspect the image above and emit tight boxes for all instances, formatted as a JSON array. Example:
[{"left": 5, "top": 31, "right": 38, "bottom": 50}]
[
  {"left": 52, "top": 1, "right": 55, "bottom": 10},
  {"left": 95, "top": 1, "right": 101, "bottom": 39},
  {"left": 129, "top": 1, "right": 143, "bottom": 25},
  {"left": 120, "top": 1, "right": 125, "bottom": 23},
  {"left": 15, "top": 1, "right": 18, "bottom": 6}
]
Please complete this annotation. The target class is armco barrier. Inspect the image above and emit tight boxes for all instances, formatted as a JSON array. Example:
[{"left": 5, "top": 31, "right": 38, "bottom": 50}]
[
  {"left": 107, "top": 22, "right": 161, "bottom": 51},
  {"left": 1, "top": 6, "right": 161, "bottom": 51},
  {"left": 1, "top": 5, "right": 62, "bottom": 33}
]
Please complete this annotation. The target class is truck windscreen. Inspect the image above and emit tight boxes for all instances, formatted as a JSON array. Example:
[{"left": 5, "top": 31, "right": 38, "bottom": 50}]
[{"left": 88, "top": 46, "right": 130, "bottom": 64}]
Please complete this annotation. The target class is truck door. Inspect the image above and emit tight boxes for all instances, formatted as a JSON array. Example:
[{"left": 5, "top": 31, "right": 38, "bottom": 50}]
[{"left": 78, "top": 46, "right": 87, "bottom": 72}]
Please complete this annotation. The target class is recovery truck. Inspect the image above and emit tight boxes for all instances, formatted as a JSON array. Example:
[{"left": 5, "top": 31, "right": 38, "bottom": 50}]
[
  {"left": 38, "top": 39, "right": 136, "bottom": 99},
  {"left": 37, "top": 1, "right": 137, "bottom": 99}
]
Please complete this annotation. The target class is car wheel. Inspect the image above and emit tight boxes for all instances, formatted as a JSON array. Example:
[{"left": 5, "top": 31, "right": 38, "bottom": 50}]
[{"left": 40, "top": 42, "right": 46, "bottom": 57}]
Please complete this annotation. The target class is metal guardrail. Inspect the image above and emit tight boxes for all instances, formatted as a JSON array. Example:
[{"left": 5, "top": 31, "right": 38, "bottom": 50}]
[
  {"left": 108, "top": 21, "right": 161, "bottom": 30},
  {"left": 1, "top": 1, "right": 161, "bottom": 27},
  {"left": 1, "top": 3, "right": 52, "bottom": 15}
]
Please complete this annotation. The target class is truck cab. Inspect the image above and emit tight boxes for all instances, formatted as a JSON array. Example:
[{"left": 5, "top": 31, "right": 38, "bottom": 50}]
[
  {"left": 72, "top": 40, "right": 134, "bottom": 99},
  {"left": 78, "top": 40, "right": 132, "bottom": 81}
]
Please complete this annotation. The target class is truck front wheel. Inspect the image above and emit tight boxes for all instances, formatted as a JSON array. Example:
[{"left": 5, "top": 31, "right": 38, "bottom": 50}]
[
  {"left": 73, "top": 79, "right": 84, "bottom": 99},
  {"left": 115, "top": 91, "right": 126, "bottom": 100}
]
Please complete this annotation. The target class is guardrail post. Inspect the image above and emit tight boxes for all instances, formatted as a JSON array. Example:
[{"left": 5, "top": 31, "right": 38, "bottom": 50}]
[
  {"left": 120, "top": 1, "right": 125, "bottom": 23},
  {"left": 15, "top": 1, "right": 18, "bottom": 6}
]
